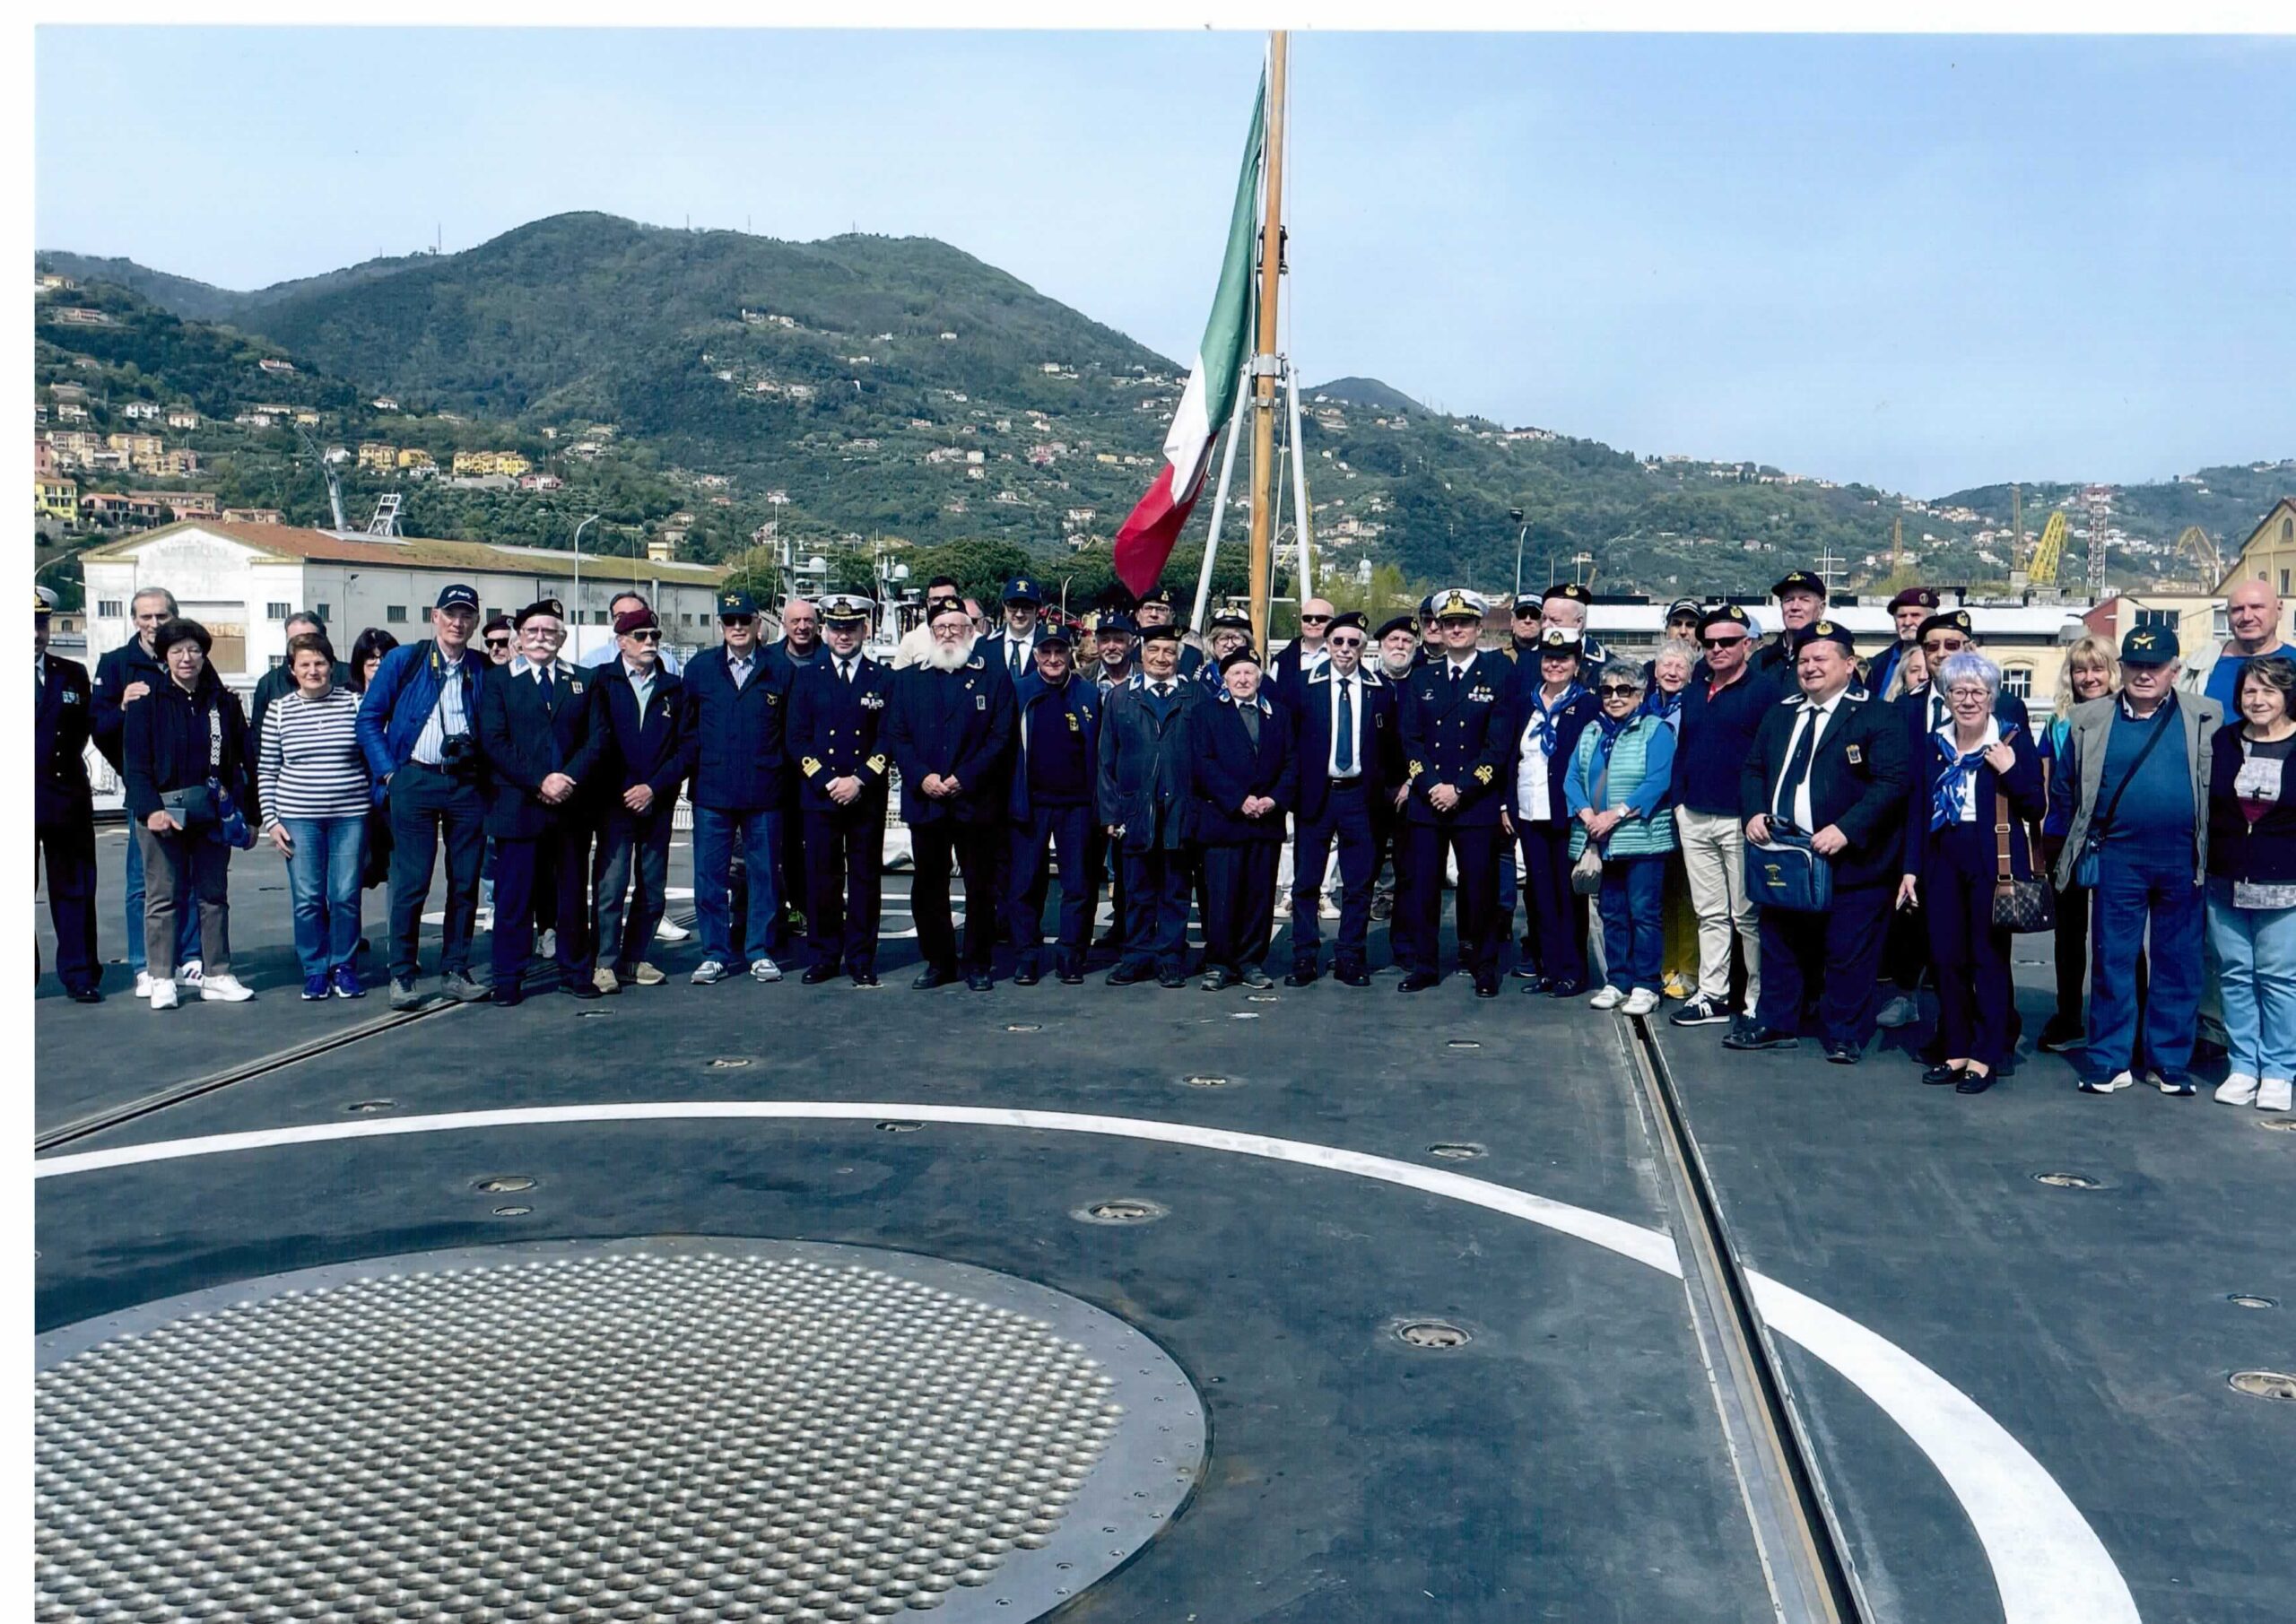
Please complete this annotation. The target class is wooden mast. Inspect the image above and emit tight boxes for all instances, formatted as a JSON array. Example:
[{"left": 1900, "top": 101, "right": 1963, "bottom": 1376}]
[{"left": 1247, "top": 31, "right": 1287, "bottom": 656}]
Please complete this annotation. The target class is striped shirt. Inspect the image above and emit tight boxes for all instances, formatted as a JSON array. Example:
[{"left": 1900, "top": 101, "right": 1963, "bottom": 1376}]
[{"left": 258, "top": 686, "right": 372, "bottom": 828}]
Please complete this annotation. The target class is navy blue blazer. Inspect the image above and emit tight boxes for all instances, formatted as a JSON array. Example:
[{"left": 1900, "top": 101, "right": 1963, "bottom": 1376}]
[
  {"left": 1096, "top": 675, "right": 1202, "bottom": 853},
  {"left": 681, "top": 645, "right": 795, "bottom": 812},
  {"left": 1008, "top": 673, "right": 1101, "bottom": 821},
  {"left": 475, "top": 661, "right": 607, "bottom": 839},
  {"left": 1187, "top": 693, "right": 1295, "bottom": 846},
  {"left": 1738, "top": 688, "right": 1911, "bottom": 890},
  {"left": 1900, "top": 724, "right": 2047, "bottom": 880},
  {"left": 887, "top": 656, "right": 1014, "bottom": 826},
  {"left": 590, "top": 661, "right": 687, "bottom": 808},
  {"left": 1282, "top": 664, "right": 1400, "bottom": 823},
  {"left": 1397, "top": 651, "right": 1518, "bottom": 828},
  {"left": 37, "top": 652, "right": 96, "bottom": 828},
  {"left": 1500, "top": 684, "right": 1600, "bottom": 825},
  {"left": 787, "top": 654, "right": 894, "bottom": 813}
]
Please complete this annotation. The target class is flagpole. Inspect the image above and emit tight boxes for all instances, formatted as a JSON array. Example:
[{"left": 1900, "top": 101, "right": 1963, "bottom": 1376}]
[
  {"left": 1247, "top": 30, "right": 1287, "bottom": 656},
  {"left": 1192, "top": 367, "right": 1250, "bottom": 634}
]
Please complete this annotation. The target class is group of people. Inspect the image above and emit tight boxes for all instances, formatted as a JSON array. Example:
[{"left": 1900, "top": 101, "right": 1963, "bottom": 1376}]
[{"left": 30, "top": 562, "right": 2296, "bottom": 1109}]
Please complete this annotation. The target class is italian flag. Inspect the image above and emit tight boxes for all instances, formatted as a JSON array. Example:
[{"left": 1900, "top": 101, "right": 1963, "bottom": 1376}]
[{"left": 1112, "top": 73, "right": 1265, "bottom": 597}]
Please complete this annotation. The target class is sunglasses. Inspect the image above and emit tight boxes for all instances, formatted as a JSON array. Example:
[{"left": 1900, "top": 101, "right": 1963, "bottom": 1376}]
[
  {"left": 1700, "top": 635, "right": 1747, "bottom": 648},
  {"left": 721, "top": 615, "right": 757, "bottom": 627},
  {"left": 1300, "top": 613, "right": 1332, "bottom": 624},
  {"left": 483, "top": 637, "right": 512, "bottom": 650},
  {"left": 627, "top": 630, "right": 662, "bottom": 642},
  {"left": 1922, "top": 638, "right": 1969, "bottom": 655},
  {"left": 1598, "top": 683, "right": 1641, "bottom": 697},
  {"left": 1327, "top": 636, "right": 1365, "bottom": 649}
]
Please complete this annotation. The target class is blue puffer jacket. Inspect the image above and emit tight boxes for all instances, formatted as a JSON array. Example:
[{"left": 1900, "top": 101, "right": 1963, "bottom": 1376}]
[{"left": 356, "top": 639, "right": 489, "bottom": 798}]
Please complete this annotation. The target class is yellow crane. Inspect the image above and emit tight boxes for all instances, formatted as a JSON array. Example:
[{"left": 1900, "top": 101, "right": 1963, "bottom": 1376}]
[
  {"left": 2026, "top": 510, "right": 2068, "bottom": 586},
  {"left": 2175, "top": 525, "right": 2222, "bottom": 587}
]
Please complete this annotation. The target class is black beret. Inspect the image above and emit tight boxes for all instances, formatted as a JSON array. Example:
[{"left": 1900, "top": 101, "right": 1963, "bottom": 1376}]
[
  {"left": 1326, "top": 611, "right": 1368, "bottom": 634},
  {"left": 1139, "top": 586, "right": 1178, "bottom": 608},
  {"left": 1543, "top": 582, "right": 1592, "bottom": 605},
  {"left": 1917, "top": 610, "right": 1975, "bottom": 642},
  {"left": 1770, "top": 570, "right": 1829, "bottom": 600},
  {"left": 1138, "top": 621, "right": 1184, "bottom": 645},
  {"left": 482, "top": 615, "right": 515, "bottom": 638},
  {"left": 1218, "top": 646, "right": 1264, "bottom": 673},
  {"left": 1698, "top": 604, "right": 1753, "bottom": 634},
  {"left": 1801, "top": 620, "right": 1857, "bottom": 653},
  {"left": 515, "top": 598, "right": 565, "bottom": 627},
  {"left": 1375, "top": 615, "right": 1418, "bottom": 641}
]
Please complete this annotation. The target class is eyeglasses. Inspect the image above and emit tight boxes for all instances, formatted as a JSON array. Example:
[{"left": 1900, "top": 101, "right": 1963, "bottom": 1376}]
[
  {"left": 523, "top": 624, "right": 566, "bottom": 639},
  {"left": 1598, "top": 683, "right": 1641, "bottom": 697},
  {"left": 627, "top": 630, "right": 662, "bottom": 642},
  {"left": 1700, "top": 635, "right": 1747, "bottom": 649},
  {"left": 1946, "top": 686, "right": 1991, "bottom": 700}
]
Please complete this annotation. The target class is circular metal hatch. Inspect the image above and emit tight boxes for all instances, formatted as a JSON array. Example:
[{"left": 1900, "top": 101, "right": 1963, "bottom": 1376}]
[{"left": 35, "top": 1238, "right": 1205, "bottom": 1620}]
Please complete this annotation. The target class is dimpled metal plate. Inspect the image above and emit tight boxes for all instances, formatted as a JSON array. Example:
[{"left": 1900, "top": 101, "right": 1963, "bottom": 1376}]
[{"left": 35, "top": 1238, "right": 1205, "bottom": 1621}]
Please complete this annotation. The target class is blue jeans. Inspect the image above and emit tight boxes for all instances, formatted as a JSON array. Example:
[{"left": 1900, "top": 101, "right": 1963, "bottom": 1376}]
[
  {"left": 124, "top": 826, "right": 201, "bottom": 975},
  {"left": 2087, "top": 847, "right": 2205, "bottom": 1080},
  {"left": 2205, "top": 878, "right": 2296, "bottom": 1081},
  {"left": 692, "top": 803, "right": 783, "bottom": 965},
  {"left": 1598, "top": 854, "right": 1665, "bottom": 993},
  {"left": 282, "top": 816, "right": 366, "bottom": 978}
]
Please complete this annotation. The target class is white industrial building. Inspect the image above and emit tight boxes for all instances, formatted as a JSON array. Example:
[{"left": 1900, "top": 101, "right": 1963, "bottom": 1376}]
[{"left": 80, "top": 520, "right": 732, "bottom": 682}]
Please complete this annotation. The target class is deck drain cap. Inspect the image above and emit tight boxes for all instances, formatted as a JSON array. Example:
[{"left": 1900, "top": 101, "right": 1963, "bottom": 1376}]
[
  {"left": 2229, "top": 1369, "right": 2296, "bottom": 1401},
  {"left": 343, "top": 1099, "right": 396, "bottom": 1115},
  {"left": 1395, "top": 1319, "right": 1472, "bottom": 1349},
  {"left": 1427, "top": 1142, "right": 1486, "bottom": 1161},
  {"left": 1073, "top": 1199, "right": 1168, "bottom": 1226},
  {"left": 35, "top": 1238, "right": 1204, "bottom": 1623},
  {"left": 473, "top": 1176, "right": 536, "bottom": 1194},
  {"left": 2227, "top": 1294, "right": 2279, "bottom": 1310},
  {"left": 2032, "top": 1172, "right": 2101, "bottom": 1189}
]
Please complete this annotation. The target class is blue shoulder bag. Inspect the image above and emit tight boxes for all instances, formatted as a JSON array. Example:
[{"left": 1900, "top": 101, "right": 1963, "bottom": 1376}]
[{"left": 1745, "top": 825, "right": 1832, "bottom": 913}]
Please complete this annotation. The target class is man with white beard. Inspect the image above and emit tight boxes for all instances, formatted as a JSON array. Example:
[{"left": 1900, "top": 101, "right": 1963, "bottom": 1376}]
[{"left": 887, "top": 600, "right": 1015, "bottom": 990}]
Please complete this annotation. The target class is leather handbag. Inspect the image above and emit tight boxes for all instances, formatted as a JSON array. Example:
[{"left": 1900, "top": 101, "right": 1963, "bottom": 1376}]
[
  {"left": 1991, "top": 790, "right": 2055, "bottom": 933},
  {"left": 1570, "top": 749, "right": 1609, "bottom": 894},
  {"left": 1745, "top": 826, "right": 1833, "bottom": 913}
]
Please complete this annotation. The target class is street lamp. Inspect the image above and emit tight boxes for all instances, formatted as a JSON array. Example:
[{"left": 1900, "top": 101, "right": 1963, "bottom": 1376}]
[
  {"left": 1509, "top": 508, "right": 1528, "bottom": 602},
  {"left": 570, "top": 512, "right": 599, "bottom": 647}
]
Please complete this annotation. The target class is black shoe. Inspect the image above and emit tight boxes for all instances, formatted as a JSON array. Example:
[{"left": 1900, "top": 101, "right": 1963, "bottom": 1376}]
[
  {"left": 1056, "top": 960, "right": 1085, "bottom": 986},
  {"left": 1825, "top": 1040, "right": 1862, "bottom": 1064},
  {"left": 1954, "top": 1068, "right": 1997, "bottom": 1093},
  {"left": 1335, "top": 961, "right": 1371, "bottom": 987},
  {"left": 1013, "top": 958, "right": 1042, "bottom": 987},
  {"left": 913, "top": 966, "right": 958, "bottom": 990},
  {"left": 1921, "top": 1062, "right": 1965, "bottom": 1086},
  {"left": 67, "top": 986, "right": 103, "bottom": 1003},
  {"left": 1670, "top": 995, "right": 1732, "bottom": 1028},
  {"left": 1239, "top": 964, "right": 1274, "bottom": 990},
  {"left": 1201, "top": 967, "right": 1234, "bottom": 991},
  {"left": 850, "top": 968, "right": 880, "bottom": 987},
  {"left": 801, "top": 963, "right": 841, "bottom": 986},
  {"left": 492, "top": 985, "right": 525, "bottom": 1008},
  {"left": 1544, "top": 979, "right": 1587, "bottom": 999},
  {"left": 1724, "top": 1026, "right": 1799, "bottom": 1051},
  {"left": 1284, "top": 960, "right": 1318, "bottom": 987},
  {"left": 1510, "top": 961, "right": 1545, "bottom": 982},
  {"left": 561, "top": 977, "right": 602, "bottom": 1000},
  {"left": 1398, "top": 970, "right": 1440, "bottom": 993},
  {"left": 1157, "top": 968, "right": 1188, "bottom": 989},
  {"left": 1474, "top": 971, "right": 1500, "bottom": 999},
  {"left": 1105, "top": 961, "right": 1152, "bottom": 986},
  {"left": 966, "top": 970, "right": 994, "bottom": 993}
]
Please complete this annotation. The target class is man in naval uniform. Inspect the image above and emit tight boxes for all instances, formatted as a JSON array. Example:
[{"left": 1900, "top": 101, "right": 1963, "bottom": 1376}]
[
  {"left": 980, "top": 576, "right": 1046, "bottom": 684},
  {"left": 35, "top": 590, "right": 102, "bottom": 1001},
  {"left": 1396, "top": 588, "right": 1517, "bottom": 998},
  {"left": 1281, "top": 611, "right": 1399, "bottom": 986},
  {"left": 888, "top": 599, "right": 1014, "bottom": 990},
  {"left": 787, "top": 593, "right": 893, "bottom": 987},
  {"left": 1004, "top": 628, "right": 1100, "bottom": 986},
  {"left": 1098, "top": 622, "right": 1202, "bottom": 988},
  {"left": 1134, "top": 587, "right": 1205, "bottom": 677},
  {"left": 1726, "top": 620, "right": 1910, "bottom": 1062},
  {"left": 1084, "top": 612, "right": 1140, "bottom": 961}
]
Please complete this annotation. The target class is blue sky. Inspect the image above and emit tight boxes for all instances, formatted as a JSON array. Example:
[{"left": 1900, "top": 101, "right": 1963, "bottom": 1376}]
[{"left": 33, "top": 28, "right": 2295, "bottom": 496}]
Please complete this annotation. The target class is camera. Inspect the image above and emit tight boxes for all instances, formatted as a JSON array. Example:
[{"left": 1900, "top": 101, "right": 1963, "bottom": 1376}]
[{"left": 439, "top": 732, "right": 481, "bottom": 782}]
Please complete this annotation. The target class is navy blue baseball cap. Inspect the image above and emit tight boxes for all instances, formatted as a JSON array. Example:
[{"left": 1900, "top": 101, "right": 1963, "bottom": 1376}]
[
  {"left": 434, "top": 583, "right": 480, "bottom": 612},
  {"left": 1097, "top": 613, "right": 1140, "bottom": 638},
  {"left": 2119, "top": 625, "right": 2179, "bottom": 664},
  {"left": 1001, "top": 576, "right": 1042, "bottom": 605},
  {"left": 717, "top": 587, "right": 757, "bottom": 619}
]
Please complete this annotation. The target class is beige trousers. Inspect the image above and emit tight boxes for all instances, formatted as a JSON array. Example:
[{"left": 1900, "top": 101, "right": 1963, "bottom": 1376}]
[{"left": 1677, "top": 806, "right": 1758, "bottom": 1011}]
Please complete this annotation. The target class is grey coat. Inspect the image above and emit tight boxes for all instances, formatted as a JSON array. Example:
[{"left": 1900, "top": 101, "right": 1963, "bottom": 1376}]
[{"left": 2049, "top": 691, "right": 2222, "bottom": 890}]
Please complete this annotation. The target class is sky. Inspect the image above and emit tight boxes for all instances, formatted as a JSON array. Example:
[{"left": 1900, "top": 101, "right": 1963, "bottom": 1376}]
[{"left": 30, "top": 27, "right": 2296, "bottom": 497}]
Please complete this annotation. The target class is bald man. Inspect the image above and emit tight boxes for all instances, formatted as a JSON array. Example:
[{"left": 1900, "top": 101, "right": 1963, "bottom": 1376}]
[
  {"left": 1269, "top": 597, "right": 1336, "bottom": 694},
  {"left": 2202, "top": 578, "right": 2296, "bottom": 710}
]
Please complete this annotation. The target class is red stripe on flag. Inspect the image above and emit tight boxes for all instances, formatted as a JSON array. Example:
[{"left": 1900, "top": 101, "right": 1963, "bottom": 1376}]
[{"left": 1111, "top": 464, "right": 1203, "bottom": 598}]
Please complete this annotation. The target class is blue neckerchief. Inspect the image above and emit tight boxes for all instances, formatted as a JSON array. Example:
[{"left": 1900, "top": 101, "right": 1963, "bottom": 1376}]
[
  {"left": 1526, "top": 682, "right": 1586, "bottom": 750},
  {"left": 1642, "top": 687, "right": 1683, "bottom": 722},
  {"left": 1592, "top": 708, "right": 1633, "bottom": 775},
  {"left": 1928, "top": 724, "right": 1997, "bottom": 831}
]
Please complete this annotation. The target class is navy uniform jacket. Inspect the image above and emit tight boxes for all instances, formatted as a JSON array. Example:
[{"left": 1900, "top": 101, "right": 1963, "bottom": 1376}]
[
  {"left": 787, "top": 654, "right": 894, "bottom": 813},
  {"left": 1096, "top": 675, "right": 1202, "bottom": 853},
  {"left": 589, "top": 661, "right": 688, "bottom": 809},
  {"left": 1737, "top": 688, "right": 1911, "bottom": 890},
  {"left": 1008, "top": 673, "right": 1101, "bottom": 821},
  {"left": 681, "top": 644, "right": 796, "bottom": 812},
  {"left": 1900, "top": 726, "right": 2047, "bottom": 880},
  {"left": 1266, "top": 638, "right": 1325, "bottom": 697},
  {"left": 91, "top": 638, "right": 165, "bottom": 772},
  {"left": 979, "top": 628, "right": 1040, "bottom": 688},
  {"left": 1895, "top": 683, "right": 2033, "bottom": 751},
  {"left": 37, "top": 652, "right": 96, "bottom": 828},
  {"left": 476, "top": 662, "right": 608, "bottom": 839},
  {"left": 887, "top": 654, "right": 1014, "bottom": 827},
  {"left": 1187, "top": 693, "right": 1295, "bottom": 846},
  {"left": 1282, "top": 664, "right": 1401, "bottom": 823},
  {"left": 1398, "top": 651, "right": 1518, "bottom": 829}
]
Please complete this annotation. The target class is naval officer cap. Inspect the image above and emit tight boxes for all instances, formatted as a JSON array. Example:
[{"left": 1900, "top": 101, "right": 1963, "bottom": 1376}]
[
  {"left": 1542, "top": 582, "right": 1592, "bottom": 606},
  {"left": 1537, "top": 627, "right": 1584, "bottom": 653},
  {"left": 1770, "top": 570, "right": 1829, "bottom": 601},
  {"left": 1208, "top": 609, "right": 1253, "bottom": 633},
  {"left": 819, "top": 593, "right": 875, "bottom": 626},
  {"left": 33, "top": 587, "right": 54, "bottom": 617},
  {"left": 1433, "top": 588, "right": 1486, "bottom": 622}
]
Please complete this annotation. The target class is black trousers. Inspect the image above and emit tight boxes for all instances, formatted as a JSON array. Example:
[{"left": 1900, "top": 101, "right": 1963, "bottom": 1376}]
[
  {"left": 1753, "top": 881, "right": 1892, "bottom": 1046},
  {"left": 1084, "top": 820, "right": 1123, "bottom": 956},
  {"left": 1292, "top": 785, "right": 1377, "bottom": 965},
  {"left": 1518, "top": 819, "right": 1587, "bottom": 986},
  {"left": 1119, "top": 845, "right": 1192, "bottom": 973},
  {"left": 1402, "top": 821, "right": 1502, "bottom": 977},
  {"left": 387, "top": 763, "right": 486, "bottom": 980},
  {"left": 911, "top": 820, "right": 997, "bottom": 974},
  {"left": 1202, "top": 840, "right": 1280, "bottom": 971},
  {"left": 1923, "top": 826, "right": 2017, "bottom": 1069},
  {"left": 1004, "top": 803, "right": 1093, "bottom": 965},
  {"left": 491, "top": 821, "right": 594, "bottom": 987},
  {"left": 591, "top": 806, "right": 673, "bottom": 975},
  {"left": 778, "top": 781, "right": 808, "bottom": 932},
  {"left": 38, "top": 812, "right": 100, "bottom": 993},
  {"left": 803, "top": 803, "right": 887, "bottom": 973}
]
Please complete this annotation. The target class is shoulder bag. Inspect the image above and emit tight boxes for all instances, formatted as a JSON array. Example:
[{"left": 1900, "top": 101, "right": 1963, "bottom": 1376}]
[
  {"left": 1745, "top": 825, "right": 1832, "bottom": 913},
  {"left": 2071, "top": 708, "right": 2171, "bottom": 888},
  {"left": 1570, "top": 750, "right": 1609, "bottom": 895},
  {"left": 1991, "top": 788, "right": 2055, "bottom": 932}
]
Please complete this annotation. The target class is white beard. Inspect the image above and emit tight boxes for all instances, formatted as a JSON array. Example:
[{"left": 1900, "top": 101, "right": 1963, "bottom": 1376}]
[
  {"left": 922, "top": 635, "right": 976, "bottom": 673},
  {"left": 1379, "top": 652, "right": 1415, "bottom": 679}
]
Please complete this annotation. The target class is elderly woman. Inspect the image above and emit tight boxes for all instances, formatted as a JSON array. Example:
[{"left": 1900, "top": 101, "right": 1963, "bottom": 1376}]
[
  {"left": 1897, "top": 652, "right": 2044, "bottom": 1092},
  {"left": 260, "top": 632, "right": 372, "bottom": 999},
  {"left": 121, "top": 618, "right": 257, "bottom": 1010},
  {"left": 1644, "top": 639, "right": 1698, "bottom": 997},
  {"left": 1566, "top": 658, "right": 1678, "bottom": 1015},
  {"left": 2034, "top": 635, "right": 2118, "bottom": 1053},
  {"left": 1506, "top": 628, "right": 1599, "bottom": 995},
  {"left": 2205, "top": 656, "right": 2296, "bottom": 1112}
]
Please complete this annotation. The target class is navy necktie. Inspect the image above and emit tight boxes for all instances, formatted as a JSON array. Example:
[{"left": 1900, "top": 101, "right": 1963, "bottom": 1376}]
[
  {"left": 1335, "top": 679, "right": 1356, "bottom": 774},
  {"left": 1775, "top": 705, "right": 1821, "bottom": 824}
]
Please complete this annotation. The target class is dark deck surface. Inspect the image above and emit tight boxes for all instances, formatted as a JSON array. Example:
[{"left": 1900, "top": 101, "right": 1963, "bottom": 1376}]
[{"left": 34, "top": 837, "right": 2296, "bottom": 1621}]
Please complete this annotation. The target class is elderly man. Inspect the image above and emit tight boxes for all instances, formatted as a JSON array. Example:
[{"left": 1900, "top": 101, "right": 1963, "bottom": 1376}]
[
  {"left": 682, "top": 588, "right": 796, "bottom": 986},
  {"left": 1868, "top": 586, "right": 1939, "bottom": 698},
  {"left": 1671, "top": 604, "right": 1771, "bottom": 1034},
  {"left": 2202, "top": 578, "right": 2296, "bottom": 710},
  {"left": 1133, "top": 588, "right": 1205, "bottom": 676},
  {"left": 1269, "top": 597, "right": 1336, "bottom": 693},
  {"left": 778, "top": 597, "right": 823, "bottom": 668},
  {"left": 890, "top": 600, "right": 1014, "bottom": 990},
  {"left": 588, "top": 605, "right": 686, "bottom": 993},
  {"left": 92, "top": 584, "right": 201, "bottom": 994},
  {"left": 583, "top": 592, "right": 685, "bottom": 674},
  {"left": 1726, "top": 621, "right": 1909, "bottom": 1061},
  {"left": 1752, "top": 570, "right": 1830, "bottom": 683},
  {"left": 2054, "top": 626, "right": 2222, "bottom": 1095},
  {"left": 1099, "top": 623, "right": 1203, "bottom": 986},
  {"left": 1003, "top": 629, "right": 1102, "bottom": 985},
  {"left": 1283, "top": 612, "right": 1399, "bottom": 986}
]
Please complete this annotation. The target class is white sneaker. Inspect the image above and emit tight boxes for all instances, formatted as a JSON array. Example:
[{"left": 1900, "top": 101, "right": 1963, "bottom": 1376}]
[
  {"left": 177, "top": 959, "right": 204, "bottom": 988},
  {"left": 691, "top": 960, "right": 727, "bottom": 986},
  {"left": 198, "top": 974, "right": 255, "bottom": 1003},
  {"left": 1318, "top": 896, "right": 1342, "bottom": 921},
  {"left": 474, "top": 906, "right": 495, "bottom": 934},
  {"left": 2216, "top": 1073, "right": 2261, "bottom": 1106},
  {"left": 2259, "top": 1078, "right": 2293, "bottom": 1112},
  {"left": 150, "top": 979, "right": 179, "bottom": 1010},
  {"left": 750, "top": 958, "right": 784, "bottom": 983},
  {"left": 135, "top": 970, "right": 155, "bottom": 999},
  {"left": 654, "top": 917, "right": 691, "bottom": 943},
  {"left": 2080, "top": 1070, "right": 2135, "bottom": 1094},
  {"left": 536, "top": 928, "right": 556, "bottom": 959},
  {"left": 1621, "top": 988, "right": 1661, "bottom": 1017},
  {"left": 1874, "top": 994, "right": 1919, "bottom": 1029},
  {"left": 1588, "top": 986, "right": 1624, "bottom": 1011}
]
